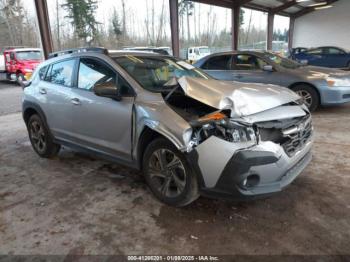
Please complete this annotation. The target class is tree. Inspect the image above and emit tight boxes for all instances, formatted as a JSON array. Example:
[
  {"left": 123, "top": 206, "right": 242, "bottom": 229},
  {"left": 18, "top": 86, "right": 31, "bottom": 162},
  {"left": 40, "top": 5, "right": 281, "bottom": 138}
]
[
  {"left": 179, "top": 0, "right": 194, "bottom": 42},
  {"left": 111, "top": 8, "right": 122, "bottom": 37},
  {"left": 121, "top": 0, "right": 126, "bottom": 43},
  {"left": 0, "top": 0, "right": 25, "bottom": 45},
  {"left": 62, "top": 0, "right": 100, "bottom": 45},
  {"left": 55, "top": 0, "right": 61, "bottom": 49}
]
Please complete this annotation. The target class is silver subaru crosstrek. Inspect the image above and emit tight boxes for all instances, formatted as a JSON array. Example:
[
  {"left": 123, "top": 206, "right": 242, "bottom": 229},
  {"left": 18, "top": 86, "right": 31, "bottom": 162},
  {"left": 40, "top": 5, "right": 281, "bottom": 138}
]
[{"left": 22, "top": 48, "right": 313, "bottom": 206}]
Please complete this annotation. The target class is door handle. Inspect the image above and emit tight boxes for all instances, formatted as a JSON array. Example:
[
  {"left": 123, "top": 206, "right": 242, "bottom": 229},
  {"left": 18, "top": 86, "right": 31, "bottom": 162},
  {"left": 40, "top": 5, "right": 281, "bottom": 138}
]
[
  {"left": 71, "top": 98, "right": 81, "bottom": 105},
  {"left": 39, "top": 88, "right": 47, "bottom": 94},
  {"left": 233, "top": 74, "right": 243, "bottom": 79}
]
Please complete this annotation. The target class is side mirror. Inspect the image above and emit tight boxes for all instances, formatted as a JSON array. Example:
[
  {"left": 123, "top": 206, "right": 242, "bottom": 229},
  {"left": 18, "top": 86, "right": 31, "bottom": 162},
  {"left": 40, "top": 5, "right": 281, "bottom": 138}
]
[
  {"left": 263, "top": 65, "right": 274, "bottom": 72},
  {"left": 94, "top": 82, "right": 121, "bottom": 101}
]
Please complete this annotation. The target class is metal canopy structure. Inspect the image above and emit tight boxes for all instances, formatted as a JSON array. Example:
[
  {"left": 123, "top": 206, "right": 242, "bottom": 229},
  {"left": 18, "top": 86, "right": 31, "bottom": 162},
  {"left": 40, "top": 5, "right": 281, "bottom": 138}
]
[{"left": 34, "top": 0, "right": 338, "bottom": 59}]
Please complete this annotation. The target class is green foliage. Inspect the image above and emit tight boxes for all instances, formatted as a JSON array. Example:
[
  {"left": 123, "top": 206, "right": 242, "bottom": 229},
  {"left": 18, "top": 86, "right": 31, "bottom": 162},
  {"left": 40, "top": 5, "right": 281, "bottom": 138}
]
[
  {"left": 111, "top": 7, "right": 122, "bottom": 37},
  {"left": 239, "top": 8, "right": 244, "bottom": 27},
  {"left": 273, "top": 28, "right": 288, "bottom": 42},
  {"left": 179, "top": 0, "right": 194, "bottom": 16},
  {"left": 62, "top": 0, "right": 99, "bottom": 44}
]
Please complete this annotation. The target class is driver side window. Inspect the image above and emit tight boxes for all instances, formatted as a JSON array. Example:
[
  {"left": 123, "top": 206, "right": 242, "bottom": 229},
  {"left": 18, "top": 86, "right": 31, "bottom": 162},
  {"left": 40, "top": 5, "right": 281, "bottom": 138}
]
[
  {"left": 233, "top": 55, "right": 266, "bottom": 70},
  {"left": 78, "top": 58, "right": 116, "bottom": 90}
]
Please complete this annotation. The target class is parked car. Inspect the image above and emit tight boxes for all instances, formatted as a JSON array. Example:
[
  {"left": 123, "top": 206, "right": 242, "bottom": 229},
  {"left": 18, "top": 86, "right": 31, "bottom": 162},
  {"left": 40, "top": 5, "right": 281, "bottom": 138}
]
[
  {"left": 22, "top": 48, "right": 313, "bottom": 206},
  {"left": 0, "top": 47, "right": 43, "bottom": 82},
  {"left": 288, "top": 47, "right": 308, "bottom": 59},
  {"left": 194, "top": 51, "right": 350, "bottom": 111},
  {"left": 187, "top": 46, "right": 210, "bottom": 63},
  {"left": 293, "top": 46, "right": 350, "bottom": 69}
]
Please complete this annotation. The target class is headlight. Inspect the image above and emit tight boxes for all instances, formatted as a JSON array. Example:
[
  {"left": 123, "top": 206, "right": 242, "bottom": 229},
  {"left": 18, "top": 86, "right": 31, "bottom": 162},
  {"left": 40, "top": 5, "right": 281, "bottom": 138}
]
[
  {"left": 23, "top": 68, "right": 33, "bottom": 73},
  {"left": 228, "top": 125, "right": 256, "bottom": 143},
  {"left": 326, "top": 77, "right": 350, "bottom": 87}
]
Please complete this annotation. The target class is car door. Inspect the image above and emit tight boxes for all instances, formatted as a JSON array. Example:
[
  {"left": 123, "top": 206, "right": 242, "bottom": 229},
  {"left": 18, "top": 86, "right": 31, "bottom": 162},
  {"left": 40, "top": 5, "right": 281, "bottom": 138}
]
[
  {"left": 302, "top": 48, "right": 327, "bottom": 67},
  {"left": 231, "top": 54, "right": 280, "bottom": 85},
  {"left": 322, "top": 47, "right": 348, "bottom": 68},
  {"left": 69, "top": 57, "right": 135, "bottom": 162},
  {"left": 37, "top": 59, "right": 77, "bottom": 140},
  {"left": 201, "top": 54, "right": 234, "bottom": 80}
]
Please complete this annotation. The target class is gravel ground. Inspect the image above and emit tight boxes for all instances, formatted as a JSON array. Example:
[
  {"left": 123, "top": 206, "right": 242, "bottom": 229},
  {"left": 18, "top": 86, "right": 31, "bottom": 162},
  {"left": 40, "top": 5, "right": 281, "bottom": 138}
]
[
  {"left": 0, "top": 83, "right": 349, "bottom": 256},
  {"left": 0, "top": 81, "right": 22, "bottom": 116}
]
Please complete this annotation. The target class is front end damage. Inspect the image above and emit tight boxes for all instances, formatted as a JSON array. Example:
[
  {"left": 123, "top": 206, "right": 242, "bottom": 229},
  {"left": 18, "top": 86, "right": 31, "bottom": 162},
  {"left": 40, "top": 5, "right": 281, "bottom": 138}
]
[{"left": 165, "top": 77, "right": 313, "bottom": 199}]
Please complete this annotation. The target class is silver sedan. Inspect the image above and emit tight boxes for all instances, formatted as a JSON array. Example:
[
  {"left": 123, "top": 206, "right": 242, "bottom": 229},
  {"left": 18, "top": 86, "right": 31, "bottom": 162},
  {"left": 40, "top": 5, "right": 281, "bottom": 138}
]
[{"left": 194, "top": 51, "right": 350, "bottom": 111}]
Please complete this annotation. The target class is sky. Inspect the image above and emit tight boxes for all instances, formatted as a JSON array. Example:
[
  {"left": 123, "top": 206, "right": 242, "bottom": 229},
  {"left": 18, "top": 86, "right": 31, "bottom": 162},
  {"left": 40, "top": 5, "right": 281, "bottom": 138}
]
[{"left": 26, "top": 0, "right": 290, "bottom": 36}]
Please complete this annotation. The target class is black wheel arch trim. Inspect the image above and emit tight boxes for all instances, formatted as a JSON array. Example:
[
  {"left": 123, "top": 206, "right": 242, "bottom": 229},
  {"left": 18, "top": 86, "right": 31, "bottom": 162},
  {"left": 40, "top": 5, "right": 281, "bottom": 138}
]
[{"left": 22, "top": 101, "right": 51, "bottom": 134}]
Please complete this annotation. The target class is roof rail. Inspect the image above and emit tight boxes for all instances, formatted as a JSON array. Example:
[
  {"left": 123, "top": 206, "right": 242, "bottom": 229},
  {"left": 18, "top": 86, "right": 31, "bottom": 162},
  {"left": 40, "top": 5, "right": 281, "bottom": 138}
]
[{"left": 48, "top": 47, "right": 108, "bottom": 59}]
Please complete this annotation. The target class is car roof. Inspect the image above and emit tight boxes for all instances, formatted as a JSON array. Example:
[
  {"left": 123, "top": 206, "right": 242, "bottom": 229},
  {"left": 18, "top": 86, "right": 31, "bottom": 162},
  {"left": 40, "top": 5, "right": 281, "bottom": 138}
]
[
  {"left": 202, "top": 50, "right": 267, "bottom": 58},
  {"left": 39, "top": 49, "right": 172, "bottom": 68}
]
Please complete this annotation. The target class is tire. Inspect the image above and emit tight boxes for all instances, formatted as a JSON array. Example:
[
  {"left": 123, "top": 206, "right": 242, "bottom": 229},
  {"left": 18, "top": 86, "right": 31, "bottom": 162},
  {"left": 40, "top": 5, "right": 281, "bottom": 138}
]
[
  {"left": 292, "top": 84, "right": 319, "bottom": 112},
  {"left": 17, "top": 73, "right": 25, "bottom": 83},
  {"left": 27, "top": 114, "right": 61, "bottom": 158},
  {"left": 142, "top": 138, "right": 199, "bottom": 206}
]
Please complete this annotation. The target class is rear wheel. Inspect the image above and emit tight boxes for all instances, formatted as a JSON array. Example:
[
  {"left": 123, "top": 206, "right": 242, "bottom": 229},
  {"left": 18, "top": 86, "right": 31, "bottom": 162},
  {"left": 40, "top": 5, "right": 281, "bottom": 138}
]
[
  {"left": 27, "top": 114, "right": 60, "bottom": 158},
  {"left": 142, "top": 138, "right": 199, "bottom": 206},
  {"left": 292, "top": 84, "right": 319, "bottom": 111}
]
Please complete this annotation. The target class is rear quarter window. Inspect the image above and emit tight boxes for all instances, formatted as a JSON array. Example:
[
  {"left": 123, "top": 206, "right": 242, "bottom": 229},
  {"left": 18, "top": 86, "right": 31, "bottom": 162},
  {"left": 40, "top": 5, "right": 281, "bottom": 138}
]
[
  {"left": 38, "top": 66, "right": 48, "bottom": 80},
  {"left": 45, "top": 59, "right": 76, "bottom": 87}
]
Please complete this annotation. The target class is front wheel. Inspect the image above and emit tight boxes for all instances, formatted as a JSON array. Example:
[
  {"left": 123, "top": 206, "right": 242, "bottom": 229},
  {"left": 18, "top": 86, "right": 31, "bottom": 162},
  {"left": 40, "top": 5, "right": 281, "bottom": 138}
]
[
  {"left": 292, "top": 84, "right": 319, "bottom": 111},
  {"left": 142, "top": 138, "right": 199, "bottom": 206},
  {"left": 17, "top": 73, "right": 25, "bottom": 83}
]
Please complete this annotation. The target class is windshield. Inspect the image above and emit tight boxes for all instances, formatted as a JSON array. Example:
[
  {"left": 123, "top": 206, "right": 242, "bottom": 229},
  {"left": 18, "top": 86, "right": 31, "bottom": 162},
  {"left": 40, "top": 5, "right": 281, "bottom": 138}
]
[
  {"left": 114, "top": 55, "right": 210, "bottom": 92},
  {"left": 199, "top": 47, "right": 210, "bottom": 54},
  {"left": 263, "top": 52, "right": 302, "bottom": 69},
  {"left": 16, "top": 51, "right": 42, "bottom": 60}
]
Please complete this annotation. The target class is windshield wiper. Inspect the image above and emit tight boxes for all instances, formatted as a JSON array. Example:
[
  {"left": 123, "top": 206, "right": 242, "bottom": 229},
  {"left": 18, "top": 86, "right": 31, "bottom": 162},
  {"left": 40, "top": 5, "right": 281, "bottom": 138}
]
[{"left": 164, "top": 85, "right": 179, "bottom": 101}]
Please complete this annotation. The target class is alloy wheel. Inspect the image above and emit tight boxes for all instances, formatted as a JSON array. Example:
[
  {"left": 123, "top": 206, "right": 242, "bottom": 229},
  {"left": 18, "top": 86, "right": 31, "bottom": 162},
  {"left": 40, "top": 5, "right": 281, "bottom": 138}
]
[
  {"left": 296, "top": 90, "right": 313, "bottom": 108},
  {"left": 148, "top": 149, "right": 187, "bottom": 198},
  {"left": 29, "top": 120, "right": 47, "bottom": 153}
]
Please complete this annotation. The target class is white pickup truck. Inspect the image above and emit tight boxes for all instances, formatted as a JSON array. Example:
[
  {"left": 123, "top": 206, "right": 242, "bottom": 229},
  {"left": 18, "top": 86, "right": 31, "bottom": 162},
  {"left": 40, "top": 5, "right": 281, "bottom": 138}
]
[{"left": 187, "top": 46, "right": 211, "bottom": 63}]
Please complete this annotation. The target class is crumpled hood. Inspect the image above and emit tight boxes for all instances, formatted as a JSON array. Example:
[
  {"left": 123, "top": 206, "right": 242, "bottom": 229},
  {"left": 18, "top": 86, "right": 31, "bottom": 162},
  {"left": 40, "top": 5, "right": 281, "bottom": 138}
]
[{"left": 178, "top": 77, "right": 300, "bottom": 117}]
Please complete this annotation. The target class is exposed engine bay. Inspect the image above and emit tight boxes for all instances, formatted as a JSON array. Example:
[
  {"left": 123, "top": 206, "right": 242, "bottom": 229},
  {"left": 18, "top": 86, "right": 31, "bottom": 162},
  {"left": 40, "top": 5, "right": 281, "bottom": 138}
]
[
  {"left": 162, "top": 79, "right": 311, "bottom": 157},
  {"left": 163, "top": 89, "right": 257, "bottom": 148}
]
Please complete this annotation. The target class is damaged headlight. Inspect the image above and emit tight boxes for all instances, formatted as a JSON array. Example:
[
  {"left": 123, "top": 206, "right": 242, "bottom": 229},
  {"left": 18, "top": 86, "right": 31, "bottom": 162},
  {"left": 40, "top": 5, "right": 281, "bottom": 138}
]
[
  {"left": 190, "top": 112, "right": 257, "bottom": 146},
  {"left": 227, "top": 124, "right": 256, "bottom": 143},
  {"left": 222, "top": 120, "right": 256, "bottom": 143}
]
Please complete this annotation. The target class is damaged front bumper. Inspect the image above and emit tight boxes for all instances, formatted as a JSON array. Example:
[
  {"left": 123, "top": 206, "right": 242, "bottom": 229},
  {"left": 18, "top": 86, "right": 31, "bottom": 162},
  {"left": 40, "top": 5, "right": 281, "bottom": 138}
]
[{"left": 186, "top": 134, "right": 313, "bottom": 200}]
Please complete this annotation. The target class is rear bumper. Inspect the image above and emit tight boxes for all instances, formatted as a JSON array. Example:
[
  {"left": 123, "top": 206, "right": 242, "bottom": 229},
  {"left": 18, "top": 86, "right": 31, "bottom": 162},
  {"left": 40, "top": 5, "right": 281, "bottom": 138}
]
[
  {"left": 319, "top": 86, "right": 350, "bottom": 105},
  {"left": 188, "top": 136, "right": 313, "bottom": 201}
]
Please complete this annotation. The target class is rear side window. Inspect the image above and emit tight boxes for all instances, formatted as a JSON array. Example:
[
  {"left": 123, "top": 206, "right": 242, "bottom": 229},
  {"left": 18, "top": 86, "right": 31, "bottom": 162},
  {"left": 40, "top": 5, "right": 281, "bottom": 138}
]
[
  {"left": 38, "top": 66, "right": 48, "bottom": 80},
  {"left": 46, "top": 59, "right": 75, "bottom": 87},
  {"left": 203, "top": 55, "right": 231, "bottom": 70}
]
